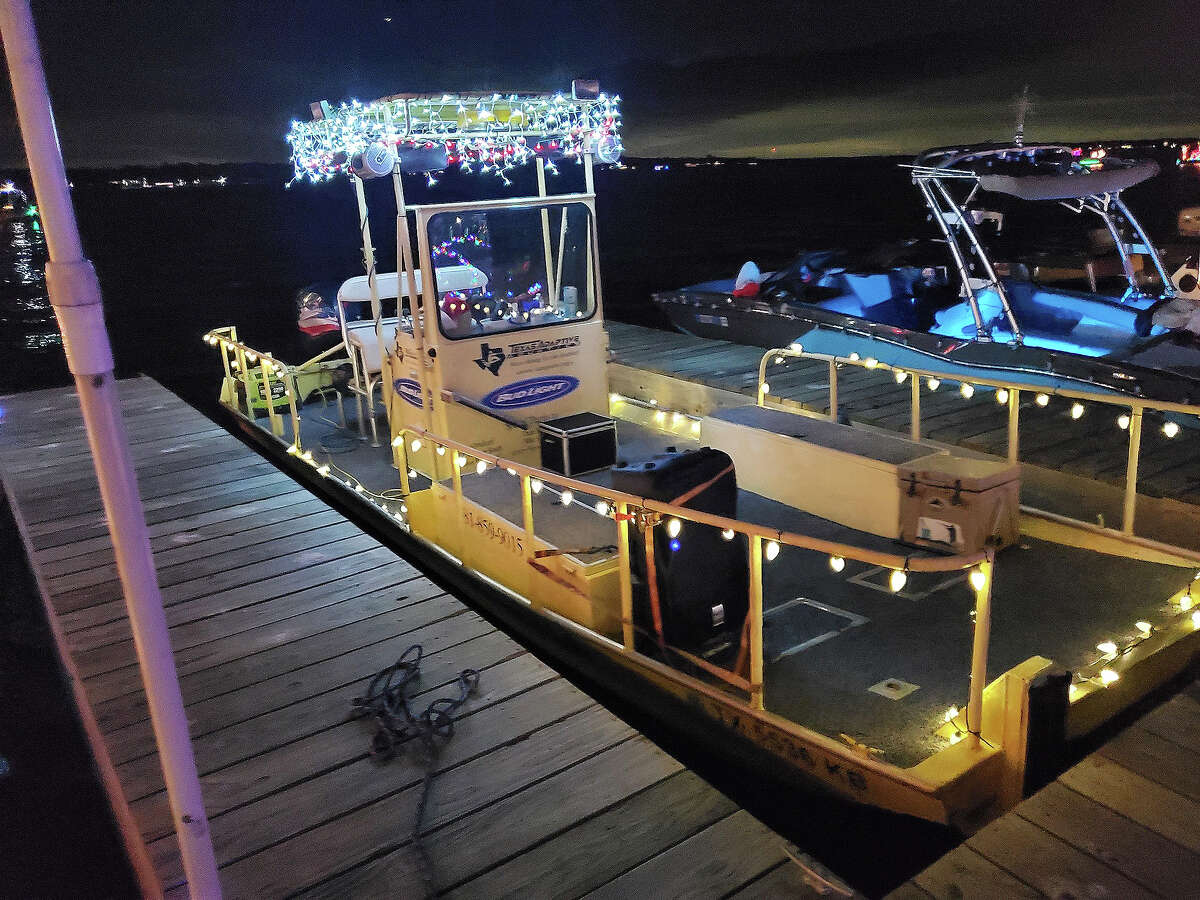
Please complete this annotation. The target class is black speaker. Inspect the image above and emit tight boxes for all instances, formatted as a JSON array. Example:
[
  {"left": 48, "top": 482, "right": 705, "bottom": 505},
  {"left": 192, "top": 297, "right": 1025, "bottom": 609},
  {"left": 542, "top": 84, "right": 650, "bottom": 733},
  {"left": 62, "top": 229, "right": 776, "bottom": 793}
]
[{"left": 612, "top": 447, "right": 748, "bottom": 651}]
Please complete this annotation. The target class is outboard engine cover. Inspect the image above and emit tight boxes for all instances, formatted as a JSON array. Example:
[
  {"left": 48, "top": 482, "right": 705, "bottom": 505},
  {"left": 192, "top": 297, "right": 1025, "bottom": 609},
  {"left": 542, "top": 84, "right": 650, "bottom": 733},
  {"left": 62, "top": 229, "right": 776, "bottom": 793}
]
[{"left": 611, "top": 447, "right": 748, "bottom": 652}]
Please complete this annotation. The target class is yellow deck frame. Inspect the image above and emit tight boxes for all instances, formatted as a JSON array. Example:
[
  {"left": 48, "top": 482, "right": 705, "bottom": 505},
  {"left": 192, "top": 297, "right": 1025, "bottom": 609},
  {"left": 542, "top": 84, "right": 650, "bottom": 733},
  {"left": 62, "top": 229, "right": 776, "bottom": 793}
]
[{"left": 206, "top": 321, "right": 1200, "bottom": 828}]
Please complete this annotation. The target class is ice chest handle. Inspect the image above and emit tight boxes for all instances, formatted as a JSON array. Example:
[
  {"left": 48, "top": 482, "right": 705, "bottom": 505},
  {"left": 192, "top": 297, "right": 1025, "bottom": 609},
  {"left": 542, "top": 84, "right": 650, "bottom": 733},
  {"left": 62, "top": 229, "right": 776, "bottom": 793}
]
[
  {"left": 538, "top": 412, "right": 617, "bottom": 477},
  {"left": 897, "top": 455, "right": 1021, "bottom": 553}
]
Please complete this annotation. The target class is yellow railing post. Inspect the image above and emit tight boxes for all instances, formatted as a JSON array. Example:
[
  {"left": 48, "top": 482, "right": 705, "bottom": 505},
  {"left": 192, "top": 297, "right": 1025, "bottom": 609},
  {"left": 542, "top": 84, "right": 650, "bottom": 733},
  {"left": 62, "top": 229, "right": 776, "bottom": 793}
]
[
  {"left": 910, "top": 373, "right": 921, "bottom": 442},
  {"left": 1123, "top": 408, "right": 1143, "bottom": 534},
  {"left": 233, "top": 343, "right": 250, "bottom": 418},
  {"left": 966, "top": 556, "right": 993, "bottom": 735},
  {"left": 281, "top": 366, "right": 302, "bottom": 451},
  {"left": 748, "top": 535, "right": 765, "bottom": 710},
  {"left": 1007, "top": 388, "right": 1020, "bottom": 465},
  {"left": 450, "top": 449, "right": 469, "bottom": 567},
  {"left": 521, "top": 473, "right": 538, "bottom": 610},
  {"left": 218, "top": 336, "right": 233, "bottom": 392},
  {"left": 616, "top": 501, "right": 634, "bottom": 650},
  {"left": 397, "top": 433, "right": 411, "bottom": 495},
  {"left": 259, "top": 358, "right": 283, "bottom": 437},
  {"left": 828, "top": 360, "right": 839, "bottom": 422}
]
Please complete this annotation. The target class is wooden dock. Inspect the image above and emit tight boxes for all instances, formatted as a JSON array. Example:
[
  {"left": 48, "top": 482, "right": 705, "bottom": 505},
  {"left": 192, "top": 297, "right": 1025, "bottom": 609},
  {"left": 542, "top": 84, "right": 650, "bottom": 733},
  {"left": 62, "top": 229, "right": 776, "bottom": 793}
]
[
  {"left": 891, "top": 679, "right": 1200, "bottom": 899},
  {"left": 0, "top": 377, "right": 816, "bottom": 899},
  {"left": 606, "top": 321, "right": 1200, "bottom": 508}
]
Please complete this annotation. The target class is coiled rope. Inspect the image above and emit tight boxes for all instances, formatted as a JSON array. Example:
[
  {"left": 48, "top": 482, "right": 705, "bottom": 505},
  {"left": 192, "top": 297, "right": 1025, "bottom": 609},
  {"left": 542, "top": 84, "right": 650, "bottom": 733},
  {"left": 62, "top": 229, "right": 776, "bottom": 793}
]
[{"left": 351, "top": 644, "right": 480, "bottom": 896}]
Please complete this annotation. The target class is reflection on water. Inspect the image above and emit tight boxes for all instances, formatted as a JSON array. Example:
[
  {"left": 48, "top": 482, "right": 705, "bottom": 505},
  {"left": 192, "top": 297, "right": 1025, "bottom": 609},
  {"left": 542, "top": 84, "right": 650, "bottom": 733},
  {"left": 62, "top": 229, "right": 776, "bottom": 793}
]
[{"left": 0, "top": 216, "right": 64, "bottom": 368}]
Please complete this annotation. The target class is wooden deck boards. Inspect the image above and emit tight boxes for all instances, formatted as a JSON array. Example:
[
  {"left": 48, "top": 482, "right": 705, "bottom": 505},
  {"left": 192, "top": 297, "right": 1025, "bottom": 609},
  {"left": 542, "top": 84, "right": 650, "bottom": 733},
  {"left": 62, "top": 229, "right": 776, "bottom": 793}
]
[
  {"left": 606, "top": 321, "right": 1200, "bottom": 504},
  {"left": 0, "top": 376, "right": 799, "bottom": 898},
  {"left": 892, "top": 681, "right": 1200, "bottom": 898}
]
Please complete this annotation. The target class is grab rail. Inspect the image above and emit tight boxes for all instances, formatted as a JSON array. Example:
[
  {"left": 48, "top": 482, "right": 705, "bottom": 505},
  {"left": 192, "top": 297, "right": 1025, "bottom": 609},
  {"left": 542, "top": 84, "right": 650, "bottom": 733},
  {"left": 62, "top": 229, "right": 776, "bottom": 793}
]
[
  {"left": 756, "top": 344, "right": 1200, "bottom": 536},
  {"left": 397, "top": 423, "right": 996, "bottom": 732}
]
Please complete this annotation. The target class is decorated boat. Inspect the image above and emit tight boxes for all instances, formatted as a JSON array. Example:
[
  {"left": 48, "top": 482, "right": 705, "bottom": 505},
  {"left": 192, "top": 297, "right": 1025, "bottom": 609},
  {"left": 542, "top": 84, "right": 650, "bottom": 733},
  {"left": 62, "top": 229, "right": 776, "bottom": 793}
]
[
  {"left": 654, "top": 141, "right": 1200, "bottom": 408},
  {"left": 204, "top": 85, "right": 1200, "bottom": 831}
]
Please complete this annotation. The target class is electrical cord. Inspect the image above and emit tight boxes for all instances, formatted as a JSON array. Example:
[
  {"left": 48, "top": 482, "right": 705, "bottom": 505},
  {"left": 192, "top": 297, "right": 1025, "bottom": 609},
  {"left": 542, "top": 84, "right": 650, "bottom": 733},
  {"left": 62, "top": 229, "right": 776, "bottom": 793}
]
[{"left": 350, "top": 645, "right": 480, "bottom": 896}]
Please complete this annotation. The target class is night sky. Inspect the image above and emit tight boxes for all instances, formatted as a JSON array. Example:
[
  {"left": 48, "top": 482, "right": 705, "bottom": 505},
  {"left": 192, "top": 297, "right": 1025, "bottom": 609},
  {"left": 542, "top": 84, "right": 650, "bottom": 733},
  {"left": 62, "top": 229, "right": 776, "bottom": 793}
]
[{"left": 1, "top": 0, "right": 1197, "bottom": 166}]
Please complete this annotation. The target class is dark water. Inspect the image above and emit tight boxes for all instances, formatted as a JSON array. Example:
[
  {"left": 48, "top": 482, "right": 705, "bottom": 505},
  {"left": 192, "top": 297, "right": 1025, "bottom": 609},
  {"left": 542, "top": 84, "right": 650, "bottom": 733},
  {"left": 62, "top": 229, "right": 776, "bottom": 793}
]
[
  {"left": 4, "top": 156, "right": 1200, "bottom": 403},
  {"left": 3, "top": 157, "right": 1200, "bottom": 895}
]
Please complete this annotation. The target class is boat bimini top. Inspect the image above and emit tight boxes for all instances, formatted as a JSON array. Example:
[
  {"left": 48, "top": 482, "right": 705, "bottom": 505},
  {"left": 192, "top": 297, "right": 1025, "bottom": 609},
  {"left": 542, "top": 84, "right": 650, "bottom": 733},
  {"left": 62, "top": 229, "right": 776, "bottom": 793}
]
[{"left": 907, "top": 142, "right": 1173, "bottom": 345}]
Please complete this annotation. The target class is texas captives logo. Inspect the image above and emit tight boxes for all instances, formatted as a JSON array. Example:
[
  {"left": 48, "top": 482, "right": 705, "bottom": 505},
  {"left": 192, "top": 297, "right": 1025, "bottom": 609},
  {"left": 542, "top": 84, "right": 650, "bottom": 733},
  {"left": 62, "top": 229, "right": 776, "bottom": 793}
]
[
  {"left": 475, "top": 335, "right": 580, "bottom": 377},
  {"left": 392, "top": 378, "right": 424, "bottom": 408},
  {"left": 474, "top": 342, "right": 506, "bottom": 376},
  {"left": 482, "top": 375, "right": 579, "bottom": 410}
]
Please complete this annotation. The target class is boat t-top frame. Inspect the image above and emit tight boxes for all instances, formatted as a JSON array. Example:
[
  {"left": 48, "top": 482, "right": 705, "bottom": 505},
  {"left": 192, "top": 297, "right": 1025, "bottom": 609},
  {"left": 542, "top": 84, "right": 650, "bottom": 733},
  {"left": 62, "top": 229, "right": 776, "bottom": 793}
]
[
  {"left": 284, "top": 82, "right": 622, "bottom": 447},
  {"left": 908, "top": 143, "right": 1173, "bottom": 344}
]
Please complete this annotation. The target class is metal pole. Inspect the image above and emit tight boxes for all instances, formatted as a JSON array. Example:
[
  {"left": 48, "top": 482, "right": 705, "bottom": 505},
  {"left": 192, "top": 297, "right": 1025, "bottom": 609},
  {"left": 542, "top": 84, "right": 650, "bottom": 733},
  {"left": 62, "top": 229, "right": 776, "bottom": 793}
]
[
  {"left": 931, "top": 178, "right": 1021, "bottom": 343},
  {"left": 910, "top": 374, "right": 921, "bottom": 442},
  {"left": 0, "top": 2, "right": 222, "bottom": 896},
  {"left": 1113, "top": 196, "right": 1173, "bottom": 294},
  {"left": 536, "top": 159, "right": 556, "bottom": 305},
  {"left": 1123, "top": 408, "right": 1143, "bottom": 534},
  {"left": 616, "top": 502, "right": 634, "bottom": 650},
  {"left": 521, "top": 474, "right": 538, "bottom": 610},
  {"left": 352, "top": 175, "right": 382, "bottom": 446},
  {"left": 916, "top": 178, "right": 989, "bottom": 341},
  {"left": 827, "top": 360, "right": 839, "bottom": 421},
  {"left": 966, "top": 556, "right": 993, "bottom": 735},
  {"left": 387, "top": 140, "right": 424, "bottom": 425},
  {"left": 748, "top": 535, "right": 764, "bottom": 710},
  {"left": 1007, "top": 389, "right": 1020, "bottom": 465}
]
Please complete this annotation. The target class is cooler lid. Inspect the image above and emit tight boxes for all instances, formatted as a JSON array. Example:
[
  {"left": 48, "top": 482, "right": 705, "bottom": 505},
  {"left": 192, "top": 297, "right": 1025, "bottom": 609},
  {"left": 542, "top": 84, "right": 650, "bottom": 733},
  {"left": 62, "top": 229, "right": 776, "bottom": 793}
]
[{"left": 898, "top": 454, "right": 1020, "bottom": 491}]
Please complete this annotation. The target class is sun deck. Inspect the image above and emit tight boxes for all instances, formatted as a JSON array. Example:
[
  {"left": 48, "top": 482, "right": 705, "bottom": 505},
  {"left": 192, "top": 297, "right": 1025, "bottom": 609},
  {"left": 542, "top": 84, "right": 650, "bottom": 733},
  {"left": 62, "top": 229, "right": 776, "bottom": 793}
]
[{"left": 0, "top": 377, "right": 805, "bottom": 898}]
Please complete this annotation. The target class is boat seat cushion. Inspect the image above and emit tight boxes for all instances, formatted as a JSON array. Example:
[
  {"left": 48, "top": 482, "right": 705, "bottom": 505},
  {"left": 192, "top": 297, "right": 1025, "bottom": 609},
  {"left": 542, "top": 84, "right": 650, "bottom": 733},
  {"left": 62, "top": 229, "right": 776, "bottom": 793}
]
[{"left": 346, "top": 318, "right": 399, "bottom": 375}]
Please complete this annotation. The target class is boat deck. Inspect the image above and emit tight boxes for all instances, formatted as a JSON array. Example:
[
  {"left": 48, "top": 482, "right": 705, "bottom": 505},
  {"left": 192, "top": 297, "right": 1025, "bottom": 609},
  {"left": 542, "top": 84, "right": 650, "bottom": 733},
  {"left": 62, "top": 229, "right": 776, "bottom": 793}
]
[
  {"left": 606, "top": 321, "right": 1200, "bottom": 518},
  {"left": 892, "top": 677, "right": 1200, "bottom": 899},
  {"left": 264, "top": 377, "right": 1191, "bottom": 769},
  {"left": 0, "top": 377, "right": 808, "bottom": 899}
]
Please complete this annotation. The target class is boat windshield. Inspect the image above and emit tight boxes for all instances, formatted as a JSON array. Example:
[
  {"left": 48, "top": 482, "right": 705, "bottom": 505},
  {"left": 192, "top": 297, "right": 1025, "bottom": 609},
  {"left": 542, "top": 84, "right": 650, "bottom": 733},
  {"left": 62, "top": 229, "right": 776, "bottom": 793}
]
[{"left": 430, "top": 202, "right": 596, "bottom": 339}]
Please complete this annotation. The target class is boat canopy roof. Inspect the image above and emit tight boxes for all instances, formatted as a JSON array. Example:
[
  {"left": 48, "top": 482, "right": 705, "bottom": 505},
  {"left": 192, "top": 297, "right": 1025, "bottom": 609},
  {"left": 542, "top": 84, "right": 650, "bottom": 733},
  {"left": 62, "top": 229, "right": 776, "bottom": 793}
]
[
  {"left": 286, "top": 83, "right": 622, "bottom": 184},
  {"left": 978, "top": 159, "right": 1159, "bottom": 200},
  {"left": 912, "top": 141, "right": 1159, "bottom": 200}
]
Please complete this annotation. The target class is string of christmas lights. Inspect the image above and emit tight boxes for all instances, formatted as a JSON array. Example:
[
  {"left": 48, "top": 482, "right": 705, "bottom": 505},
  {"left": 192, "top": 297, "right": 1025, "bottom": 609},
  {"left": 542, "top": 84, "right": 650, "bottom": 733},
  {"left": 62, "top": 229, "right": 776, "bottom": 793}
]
[{"left": 286, "top": 91, "right": 623, "bottom": 184}]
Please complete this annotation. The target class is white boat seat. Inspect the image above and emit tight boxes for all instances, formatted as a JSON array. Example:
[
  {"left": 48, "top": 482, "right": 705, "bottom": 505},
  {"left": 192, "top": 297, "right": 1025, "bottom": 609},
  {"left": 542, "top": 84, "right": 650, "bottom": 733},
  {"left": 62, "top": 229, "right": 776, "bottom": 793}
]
[{"left": 346, "top": 318, "right": 400, "bottom": 374}]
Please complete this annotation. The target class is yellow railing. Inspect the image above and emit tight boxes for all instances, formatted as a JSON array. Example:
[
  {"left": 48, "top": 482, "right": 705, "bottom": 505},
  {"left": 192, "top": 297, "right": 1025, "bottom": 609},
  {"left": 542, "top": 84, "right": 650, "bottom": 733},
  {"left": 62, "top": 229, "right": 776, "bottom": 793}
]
[
  {"left": 393, "top": 423, "right": 997, "bottom": 734},
  {"left": 204, "top": 326, "right": 349, "bottom": 450},
  {"left": 756, "top": 344, "right": 1200, "bottom": 536}
]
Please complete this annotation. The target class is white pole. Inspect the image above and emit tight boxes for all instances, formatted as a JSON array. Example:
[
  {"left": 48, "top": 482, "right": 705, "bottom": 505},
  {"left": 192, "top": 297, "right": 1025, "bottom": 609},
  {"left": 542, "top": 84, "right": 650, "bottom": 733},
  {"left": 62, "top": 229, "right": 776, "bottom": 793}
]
[{"left": 0, "top": 3, "right": 223, "bottom": 897}]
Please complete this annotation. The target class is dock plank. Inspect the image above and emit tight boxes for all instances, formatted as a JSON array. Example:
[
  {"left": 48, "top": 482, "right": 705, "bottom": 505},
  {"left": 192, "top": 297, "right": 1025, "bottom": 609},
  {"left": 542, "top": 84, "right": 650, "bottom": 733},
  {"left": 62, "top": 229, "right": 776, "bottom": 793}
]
[
  {"left": 0, "top": 375, "right": 795, "bottom": 898},
  {"left": 582, "top": 808, "right": 789, "bottom": 900},
  {"left": 966, "top": 811, "right": 1155, "bottom": 899},
  {"left": 1016, "top": 782, "right": 1200, "bottom": 897},
  {"left": 1058, "top": 754, "right": 1200, "bottom": 854},
  {"left": 439, "top": 770, "right": 739, "bottom": 900},
  {"left": 906, "top": 845, "right": 1039, "bottom": 900}
]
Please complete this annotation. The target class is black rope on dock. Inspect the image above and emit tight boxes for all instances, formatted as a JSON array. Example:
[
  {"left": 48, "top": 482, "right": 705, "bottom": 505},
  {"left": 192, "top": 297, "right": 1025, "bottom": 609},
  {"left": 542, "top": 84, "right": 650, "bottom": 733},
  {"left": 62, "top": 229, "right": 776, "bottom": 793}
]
[{"left": 351, "top": 644, "right": 480, "bottom": 896}]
